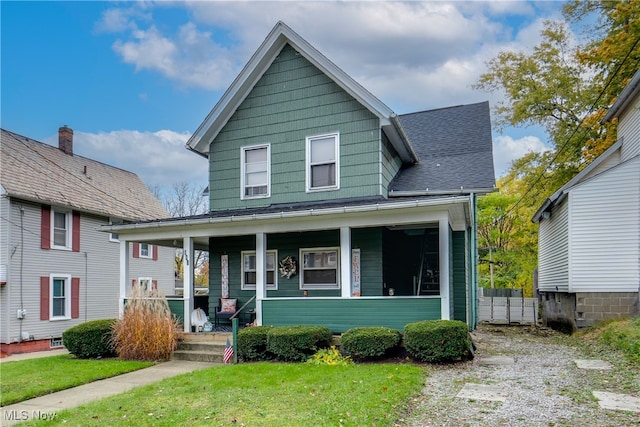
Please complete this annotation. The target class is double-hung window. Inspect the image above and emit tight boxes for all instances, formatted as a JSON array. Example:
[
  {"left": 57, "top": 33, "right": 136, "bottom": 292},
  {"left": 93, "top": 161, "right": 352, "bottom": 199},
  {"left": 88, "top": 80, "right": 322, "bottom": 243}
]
[
  {"left": 51, "top": 210, "right": 71, "bottom": 249},
  {"left": 140, "top": 243, "right": 151, "bottom": 258},
  {"left": 300, "top": 248, "right": 340, "bottom": 289},
  {"left": 51, "top": 274, "right": 71, "bottom": 319},
  {"left": 306, "top": 133, "right": 339, "bottom": 191},
  {"left": 242, "top": 250, "right": 277, "bottom": 290},
  {"left": 241, "top": 144, "right": 270, "bottom": 199}
]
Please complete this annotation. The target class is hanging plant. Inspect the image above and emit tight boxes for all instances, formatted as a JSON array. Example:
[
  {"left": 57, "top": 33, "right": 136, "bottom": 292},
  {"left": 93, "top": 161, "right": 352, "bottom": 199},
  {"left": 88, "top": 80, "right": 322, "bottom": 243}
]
[{"left": 279, "top": 256, "right": 298, "bottom": 279}]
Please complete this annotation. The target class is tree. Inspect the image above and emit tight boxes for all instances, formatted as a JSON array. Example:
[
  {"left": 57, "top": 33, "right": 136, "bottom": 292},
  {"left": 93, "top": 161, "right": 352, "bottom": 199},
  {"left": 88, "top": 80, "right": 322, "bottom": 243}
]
[
  {"left": 153, "top": 181, "right": 209, "bottom": 287},
  {"left": 473, "top": 1, "right": 640, "bottom": 295}
]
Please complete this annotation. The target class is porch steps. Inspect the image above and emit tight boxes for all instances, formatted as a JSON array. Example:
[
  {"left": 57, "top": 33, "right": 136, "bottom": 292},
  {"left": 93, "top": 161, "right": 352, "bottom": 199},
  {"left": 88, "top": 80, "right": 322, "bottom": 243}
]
[{"left": 171, "top": 333, "right": 231, "bottom": 363}]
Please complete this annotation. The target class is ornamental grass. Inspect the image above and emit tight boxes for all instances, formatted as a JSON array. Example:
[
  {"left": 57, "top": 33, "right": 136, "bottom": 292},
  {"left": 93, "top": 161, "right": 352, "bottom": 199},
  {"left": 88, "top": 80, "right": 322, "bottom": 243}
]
[{"left": 111, "top": 287, "right": 183, "bottom": 361}]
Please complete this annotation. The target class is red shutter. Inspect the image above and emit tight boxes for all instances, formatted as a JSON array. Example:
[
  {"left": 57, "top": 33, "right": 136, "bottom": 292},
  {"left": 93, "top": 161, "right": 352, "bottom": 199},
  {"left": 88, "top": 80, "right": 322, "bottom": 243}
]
[
  {"left": 71, "top": 277, "right": 80, "bottom": 318},
  {"left": 72, "top": 212, "right": 80, "bottom": 252},
  {"left": 40, "top": 276, "right": 49, "bottom": 320},
  {"left": 41, "top": 206, "right": 51, "bottom": 249},
  {"left": 152, "top": 280, "right": 158, "bottom": 290},
  {"left": 131, "top": 279, "right": 138, "bottom": 288},
  {"left": 133, "top": 242, "right": 140, "bottom": 258},
  {"left": 152, "top": 245, "right": 158, "bottom": 261}
]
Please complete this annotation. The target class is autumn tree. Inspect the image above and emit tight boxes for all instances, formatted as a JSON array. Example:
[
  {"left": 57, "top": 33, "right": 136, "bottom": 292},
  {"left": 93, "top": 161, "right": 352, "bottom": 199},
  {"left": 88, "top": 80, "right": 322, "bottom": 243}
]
[{"left": 473, "top": 0, "right": 639, "bottom": 294}]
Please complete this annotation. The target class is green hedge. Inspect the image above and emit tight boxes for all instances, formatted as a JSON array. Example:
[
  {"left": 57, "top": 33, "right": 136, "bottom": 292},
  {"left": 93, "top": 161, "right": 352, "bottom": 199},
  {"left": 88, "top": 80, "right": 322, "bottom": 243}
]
[
  {"left": 341, "top": 327, "right": 401, "bottom": 360},
  {"left": 237, "top": 326, "right": 273, "bottom": 361},
  {"left": 266, "top": 325, "right": 332, "bottom": 362},
  {"left": 403, "top": 320, "right": 473, "bottom": 363},
  {"left": 62, "top": 319, "right": 117, "bottom": 359}
]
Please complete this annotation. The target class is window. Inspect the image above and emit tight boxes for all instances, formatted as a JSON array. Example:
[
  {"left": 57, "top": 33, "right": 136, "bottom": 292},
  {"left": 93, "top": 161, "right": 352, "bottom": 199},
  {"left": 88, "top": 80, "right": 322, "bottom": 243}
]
[
  {"left": 306, "top": 133, "right": 339, "bottom": 191},
  {"left": 136, "top": 277, "right": 157, "bottom": 292},
  {"left": 50, "top": 274, "right": 71, "bottom": 319},
  {"left": 140, "top": 243, "right": 151, "bottom": 258},
  {"left": 242, "top": 250, "right": 277, "bottom": 290},
  {"left": 241, "top": 144, "right": 270, "bottom": 199},
  {"left": 51, "top": 210, "right": 71, "bottom": 249},
  {"left": 300, "top": 248, "right": 340, "bottom": 289}
]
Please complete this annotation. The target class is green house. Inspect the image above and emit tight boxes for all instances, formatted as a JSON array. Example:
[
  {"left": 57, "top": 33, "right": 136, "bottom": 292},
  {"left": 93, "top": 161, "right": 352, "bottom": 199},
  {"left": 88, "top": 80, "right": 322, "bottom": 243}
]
[{"left": 106, "top": 22, "right": 495, "bottom": 332}]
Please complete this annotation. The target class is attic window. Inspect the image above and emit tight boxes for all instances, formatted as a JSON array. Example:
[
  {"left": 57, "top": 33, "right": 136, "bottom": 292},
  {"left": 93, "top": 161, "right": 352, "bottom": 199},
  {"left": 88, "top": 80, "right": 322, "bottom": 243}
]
[
  {"left": 241, "top": 144, "right": 270, "bottom": 199},
  {"left": 306, "top": 133, "right": 339, "bottom": 191}
]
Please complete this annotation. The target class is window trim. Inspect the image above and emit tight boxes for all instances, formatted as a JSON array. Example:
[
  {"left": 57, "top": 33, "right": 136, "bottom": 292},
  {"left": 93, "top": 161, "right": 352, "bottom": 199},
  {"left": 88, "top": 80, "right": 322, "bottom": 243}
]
[
  {"left": 50, "top": 209, "right": 71, "bottom": 250},
  {"left": 241, "top": 250, "right": 278, "bottom": 290},
  {"left": 240, "top": 144, "right": 271, "bottom": 200},
  {"left": 299, "top": 247, "right": 340, "bottom": 290},
  {"left": 49, "top": 274, "right": 71, "bottom": 320},
  {"left": 306, "top": 132, "right": 340, "bottom": 192}
]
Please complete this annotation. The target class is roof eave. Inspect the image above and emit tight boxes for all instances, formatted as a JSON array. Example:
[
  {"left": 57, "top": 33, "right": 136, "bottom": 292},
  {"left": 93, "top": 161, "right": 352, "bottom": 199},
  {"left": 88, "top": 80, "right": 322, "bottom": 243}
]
[{"left": 602, "top": 70, "right": 640, "bottom": 123}]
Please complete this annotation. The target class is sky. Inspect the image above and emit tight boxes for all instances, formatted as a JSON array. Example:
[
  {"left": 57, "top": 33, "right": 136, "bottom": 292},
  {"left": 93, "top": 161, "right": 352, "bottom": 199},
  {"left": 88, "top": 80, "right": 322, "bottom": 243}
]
[{"left": 1, "top": 1, "right": 562, "bottom": 193}]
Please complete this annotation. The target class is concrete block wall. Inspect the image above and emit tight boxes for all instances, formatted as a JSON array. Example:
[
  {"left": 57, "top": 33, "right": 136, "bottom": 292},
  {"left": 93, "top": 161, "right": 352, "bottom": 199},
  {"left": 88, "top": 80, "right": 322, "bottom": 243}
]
[
  {"left": 575, "top": 292, "right": 639, "bottom": 327},
  {"left": 540, "top": 291, "right": 639, "bottom": 331}
]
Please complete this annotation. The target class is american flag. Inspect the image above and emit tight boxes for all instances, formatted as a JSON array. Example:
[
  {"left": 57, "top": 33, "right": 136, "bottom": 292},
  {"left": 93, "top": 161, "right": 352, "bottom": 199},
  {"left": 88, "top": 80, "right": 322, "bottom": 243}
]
[{"left": 223, "top": 338, "right": 234, "bottom": 364}]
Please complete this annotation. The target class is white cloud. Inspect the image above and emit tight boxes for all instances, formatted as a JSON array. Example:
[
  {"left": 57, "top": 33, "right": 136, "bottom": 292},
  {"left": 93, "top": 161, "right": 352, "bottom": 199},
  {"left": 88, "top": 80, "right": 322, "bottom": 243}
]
[
  {"left": 493, "top": 134, "right": 550, "bottom": 177},
  {"left": 70, "top": 129, "right": 208, "bottom": 190},
  {"left": 102, "top": 1, "right": 564, "bottom": 112}
]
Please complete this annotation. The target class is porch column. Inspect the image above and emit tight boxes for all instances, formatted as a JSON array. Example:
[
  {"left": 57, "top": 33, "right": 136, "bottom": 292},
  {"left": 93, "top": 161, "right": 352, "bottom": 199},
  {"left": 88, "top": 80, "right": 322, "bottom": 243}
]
[
  {"left": 340, "top": 227, "right": 351, "bottom": 298},
  {"left": 255, "top": 232, "right": 266, "bottom": 325},
  {"left": 118, "top": 240, "right": 129, "bottom": 318},
  {"left": 183, "top": 237, "right": 194, "bottom": 333},
  {"left": 439, "top": 215, "right": 451, "bottom": 320}
]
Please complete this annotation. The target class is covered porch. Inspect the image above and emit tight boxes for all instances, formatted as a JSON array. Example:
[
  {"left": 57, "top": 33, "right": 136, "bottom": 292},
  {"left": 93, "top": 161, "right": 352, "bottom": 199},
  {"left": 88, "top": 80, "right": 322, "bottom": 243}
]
[{"left": 105, "top": 195, "right": 479, "bottom": 333}]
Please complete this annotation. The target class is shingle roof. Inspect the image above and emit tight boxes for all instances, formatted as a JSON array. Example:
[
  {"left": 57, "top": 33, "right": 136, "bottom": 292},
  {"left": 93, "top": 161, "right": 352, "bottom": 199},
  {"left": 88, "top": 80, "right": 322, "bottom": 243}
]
[
  {"left": 1, "top": 129, "right": 169, "bottom": 221},
  {"left": 390, "top": 101, "right": 496, "bottom": 193}
]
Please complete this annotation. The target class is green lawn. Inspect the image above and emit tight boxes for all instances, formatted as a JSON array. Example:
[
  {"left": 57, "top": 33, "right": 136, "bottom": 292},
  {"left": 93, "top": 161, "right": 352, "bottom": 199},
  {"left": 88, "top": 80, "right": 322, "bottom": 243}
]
[
  {"left": 0, "top": 355, "right": 153, "bottom": 406},
  {"left": 27, "top": 362, "right": 425, "bottom": 426}
]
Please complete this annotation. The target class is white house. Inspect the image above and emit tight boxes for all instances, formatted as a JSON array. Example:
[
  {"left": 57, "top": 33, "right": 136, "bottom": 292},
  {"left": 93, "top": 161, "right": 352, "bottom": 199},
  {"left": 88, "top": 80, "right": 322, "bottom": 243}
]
[
  {"left": 533, "top": 71, "right": 640, "bottom": 330},
  {"left": 0, "top": 127, "right": 175, "bottom": 355}
]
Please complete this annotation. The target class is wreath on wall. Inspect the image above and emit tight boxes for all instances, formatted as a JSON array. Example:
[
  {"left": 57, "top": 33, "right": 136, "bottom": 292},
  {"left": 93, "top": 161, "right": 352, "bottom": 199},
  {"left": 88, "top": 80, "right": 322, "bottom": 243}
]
[{"left": 279, "top": 256, "right": 298, "bottom": 279}]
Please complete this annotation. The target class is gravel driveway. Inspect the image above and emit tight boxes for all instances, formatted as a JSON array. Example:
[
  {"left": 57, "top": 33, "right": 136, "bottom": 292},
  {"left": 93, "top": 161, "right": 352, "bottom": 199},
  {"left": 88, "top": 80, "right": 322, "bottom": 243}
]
[{"left": 399, "top": 324, "right": 639, "bottom": 426}]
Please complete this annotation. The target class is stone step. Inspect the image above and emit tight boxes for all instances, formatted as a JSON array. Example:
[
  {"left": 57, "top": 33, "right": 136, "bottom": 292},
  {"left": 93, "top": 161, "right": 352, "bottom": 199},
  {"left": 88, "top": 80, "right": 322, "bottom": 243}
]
[
  {"left": 181, "top": 333, "right": 231, "bottom": 343},
  {"left": 177, "top": 341, "right": 225, "bottom": 353},
  {"left": 171, "top": 349, "right": 224, "bottom": 363}
]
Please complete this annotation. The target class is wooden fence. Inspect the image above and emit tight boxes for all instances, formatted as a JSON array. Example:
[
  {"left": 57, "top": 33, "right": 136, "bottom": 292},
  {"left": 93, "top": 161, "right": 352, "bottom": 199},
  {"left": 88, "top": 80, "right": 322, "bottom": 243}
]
[{"left": 478, "top": 297, "right": 537, "bottom": 324}]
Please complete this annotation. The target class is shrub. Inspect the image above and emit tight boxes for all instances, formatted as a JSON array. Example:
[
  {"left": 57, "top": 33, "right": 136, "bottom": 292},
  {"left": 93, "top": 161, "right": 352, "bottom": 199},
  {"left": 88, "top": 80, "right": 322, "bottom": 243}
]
[
  {"left": 404, "top": 320, "right": 473, "bottom": 363},
  {"left": 341, "top": 326, "right": 402, "bottom": 360},
  {"left": 62, "top": 319, "right": 117, "bottom": 359},
  {"left": 111, "top": 288, "right": 183, "bottom": 361},
  {"left": 307, "top": 346, "right": 353, "bottom": 365},
  {"left": 237, "top": 326, "right": 273, "bottom": 361},
  {"left": 266, "top": 325, "right": 332, "bottom": 362}
]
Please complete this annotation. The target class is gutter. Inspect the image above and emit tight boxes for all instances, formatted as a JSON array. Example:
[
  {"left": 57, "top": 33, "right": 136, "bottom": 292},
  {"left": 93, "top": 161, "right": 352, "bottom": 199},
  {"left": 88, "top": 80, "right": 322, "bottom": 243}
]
[{"left": 389, "top": 187, "right": 497, "bottom": 197}]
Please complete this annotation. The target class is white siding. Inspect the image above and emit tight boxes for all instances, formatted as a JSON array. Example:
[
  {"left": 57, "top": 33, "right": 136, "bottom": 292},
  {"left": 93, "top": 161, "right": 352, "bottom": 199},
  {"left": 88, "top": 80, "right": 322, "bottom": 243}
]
[
  {"left": 618, "top": 92, "right": 640, "bottom": 161},
  {"left": 569, "top": 156, "right": 640, "bottom": 292},
  {"left": 0, "top": 195, "right": 11, "bottom": 343},
  {"left": 538, "top": 198, "right": 569, "bottom": 292},
  {"left": 2, "top": 200, "right": 175, "bottom": 344}
]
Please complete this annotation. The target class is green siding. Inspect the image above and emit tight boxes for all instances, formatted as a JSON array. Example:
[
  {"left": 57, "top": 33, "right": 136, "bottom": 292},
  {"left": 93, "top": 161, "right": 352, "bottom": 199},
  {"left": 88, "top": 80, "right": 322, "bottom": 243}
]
[
  {"left": 352, "top": 228, "right": 383, "bottom": 296},
  {"left": 209, "top": 44, "right": 385, "bottom": 211},
  {"left": 381, "top": 132, "right": 402, "bottom": 193},
  {"left": 452, "top": 231, "right": 467, "bottom": 322},
  {"left": 262, "top": 297, "right": 441, "bottom": 333}
]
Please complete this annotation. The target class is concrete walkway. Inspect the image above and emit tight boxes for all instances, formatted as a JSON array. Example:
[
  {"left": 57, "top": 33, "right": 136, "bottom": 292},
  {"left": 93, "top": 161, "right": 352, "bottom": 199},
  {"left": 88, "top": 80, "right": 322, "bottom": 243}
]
[{"left": 1, "top": 353, "right": 216, "bottom": 425}]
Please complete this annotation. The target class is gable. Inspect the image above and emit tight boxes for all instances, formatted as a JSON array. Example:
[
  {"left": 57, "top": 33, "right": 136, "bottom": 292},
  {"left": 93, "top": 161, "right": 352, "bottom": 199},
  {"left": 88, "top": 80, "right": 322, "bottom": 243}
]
[
  {"left": 209, "top": 44, "right": 386, "bottom": 211},
  {"left": 187, "top": 22, "right": 416, "bottom": 163}
]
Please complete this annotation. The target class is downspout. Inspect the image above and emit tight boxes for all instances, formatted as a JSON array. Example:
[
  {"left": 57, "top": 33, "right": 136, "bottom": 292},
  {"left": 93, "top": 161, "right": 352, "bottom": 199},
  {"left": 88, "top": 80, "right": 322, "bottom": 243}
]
[{"left": 470, "top": 192, "right": 478, "bottom": 330}]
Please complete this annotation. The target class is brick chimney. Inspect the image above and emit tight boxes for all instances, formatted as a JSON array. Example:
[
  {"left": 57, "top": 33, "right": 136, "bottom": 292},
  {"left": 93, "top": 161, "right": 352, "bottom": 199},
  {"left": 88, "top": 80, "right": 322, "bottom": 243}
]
[{"left": 58, "top": 125, "right": 73, "bottom": 155}]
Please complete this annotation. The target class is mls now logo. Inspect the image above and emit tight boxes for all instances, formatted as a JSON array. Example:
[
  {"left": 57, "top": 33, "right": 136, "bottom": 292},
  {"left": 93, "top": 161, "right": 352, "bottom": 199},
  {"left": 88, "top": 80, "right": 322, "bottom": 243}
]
[{"left": 3, "top": 409, "right": 57, "bottom": 421}]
